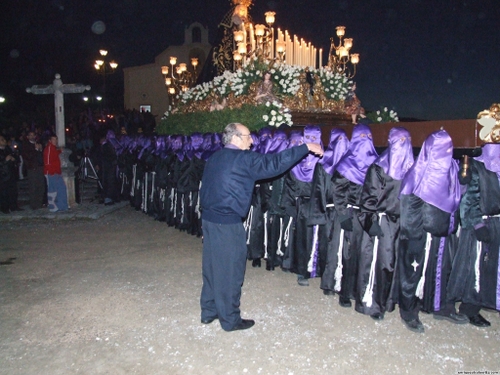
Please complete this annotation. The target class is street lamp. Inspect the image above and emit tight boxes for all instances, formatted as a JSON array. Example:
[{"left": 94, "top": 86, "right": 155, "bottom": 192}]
[{"left": 94, "top": 49, "right": 118, "bottom": 107}]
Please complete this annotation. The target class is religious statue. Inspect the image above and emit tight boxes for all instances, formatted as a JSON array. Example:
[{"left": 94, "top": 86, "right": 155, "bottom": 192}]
[
  {"left": 344, "top": 82, "right": 366, "bottom": 124},
  {"left": 255, "top": 71, "right": 280, "bottom": 105},
  {"left": 211, "top": 0, "right": 253, "bottom": 77},
  {"left": 294, "top": 71, "right": 314, "bottom": 110},
  {"left": 210, "top": 97, "right": 227, "bottom": 112},
  {"left": 312, "top": 73, "right": 327, "bottom": 110}
]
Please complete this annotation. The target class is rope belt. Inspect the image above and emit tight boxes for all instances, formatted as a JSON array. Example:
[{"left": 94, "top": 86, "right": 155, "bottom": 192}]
[
  {"left": 415, "top": 232, "right": 432, "bottom": 299},
  {"left": 362, "top": 212, "right": 386, "bottom": 307}
]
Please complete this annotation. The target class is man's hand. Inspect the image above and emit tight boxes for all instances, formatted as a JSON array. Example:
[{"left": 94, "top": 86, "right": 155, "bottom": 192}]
[{"left": 306, "top": 143, "right": 324, "bottom": 157}]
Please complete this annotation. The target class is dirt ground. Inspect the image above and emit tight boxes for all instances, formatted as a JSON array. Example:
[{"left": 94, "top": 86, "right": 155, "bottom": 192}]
[{"left": 1, "top": 206, "right": 499, "bottom": 375}]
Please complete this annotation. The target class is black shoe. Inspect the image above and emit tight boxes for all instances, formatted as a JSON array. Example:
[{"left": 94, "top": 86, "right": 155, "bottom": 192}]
[
  {"left": 433, "top": 312, "right": 469, "bottom": 324},
  {"left": 252, "top": 259, "right": 261, "bottom": 268},
  {"left": 104, "top": 201, "right": 115, "bottom": 206},
  {"left": 370, "top": 313, "right": 384, "bottom": 321},
  {"left": 228, "top": 319, "right": 255, "bottom": 331},
  {"left": 323, "top": 289, "right": 335, "bottom": 296},
  {"left": 1, "top": 209, "right": 10, "bottom": 214},
  {"left": 297, "top": 276, "right": 309, "bottom": 286},
  {"left": 402, "top": 318, "right": 425, "bottom": 333},
  {"left": 468, "top": 314, "right": 491, "bottom": 327},
  {"left": 265, "top": 262, "right": 275, "bottom": 271},
  {"left": 339, "top": 296, "right": 352, "bottom": 308},
  {"left": 201, "top": 317, "right": 218, "bottom": 325},
  {"left": 11, "top": 207, "right": 24, "bottom": 211}
]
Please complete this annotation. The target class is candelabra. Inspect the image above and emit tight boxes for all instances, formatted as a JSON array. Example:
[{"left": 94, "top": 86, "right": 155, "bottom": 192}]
[
  {"left": 232, "top": 11, "right": 277, "bottom": 68},
  {"left": 161, "top": 57, "right": 199, "bottom": 104},
  {"left": 327, "top": 26, "right": 359, "bottom": 78},
  {"left": 93, "top": 49, "right": 118, "bottom": 106}
]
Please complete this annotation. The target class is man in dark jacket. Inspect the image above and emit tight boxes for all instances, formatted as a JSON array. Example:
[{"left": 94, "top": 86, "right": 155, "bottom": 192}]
[
  {"left": 0, "top": 135, "right": 20, "bottom": 213},
  {"left": 22, "top": 131, "right": 45, "bottom": 210},
  {"left": 199, "top": 122, "right": 323, "bottom": 332}
]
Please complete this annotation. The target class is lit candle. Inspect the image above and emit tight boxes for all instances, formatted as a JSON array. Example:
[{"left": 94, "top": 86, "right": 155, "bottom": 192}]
[
  {"left": 270, "top": 27, "right": 274, "bottom": 60},
  {"left": 249, "top": 23, "right": 255, "bottom": 52},
  {"left": 319, "top": 48, "right": 323, "bottom": 68}
]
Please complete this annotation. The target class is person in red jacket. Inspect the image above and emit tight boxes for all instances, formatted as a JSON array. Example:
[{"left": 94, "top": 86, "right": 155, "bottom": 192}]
[{"left": 43, "top": 135, "right": 68, "bottom": 212}]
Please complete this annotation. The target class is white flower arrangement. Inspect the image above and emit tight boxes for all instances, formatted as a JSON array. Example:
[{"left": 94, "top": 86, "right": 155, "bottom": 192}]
[
  {"left": 261, "top": 101, "right": 293, "bottom": 127},
  {"left": 317, "top": 67, "right": 351, "bottom": 100},
  {"left": 367, "top": 106, "right": 400, "bottom": 123}
]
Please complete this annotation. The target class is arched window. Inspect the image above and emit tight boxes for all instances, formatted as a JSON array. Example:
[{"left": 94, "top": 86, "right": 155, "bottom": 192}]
[{"left": 192, "top": 27, "right": 201, "bottom": 43}]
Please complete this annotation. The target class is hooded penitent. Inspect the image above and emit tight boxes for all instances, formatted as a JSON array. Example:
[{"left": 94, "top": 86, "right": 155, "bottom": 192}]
[
  {"left": 475, "top": 143, "right": 500, "bottom": 184},
  {"left": 336, "top": 123, "right": 378, "bottom": 185},
  {"left": 374, "top": 127, "right": 414, "bottom": 180},
  {"left": 290, "top": 125, "right": 323, "bottom": 183},
  {"left": 399, "top": 129, "right": 460, "bottom": 214},
  {"left": 262, "top": 129, "right": 288, "bottom": 154},
  {"left": 319, "top": 128, "right": 350, "bottom": 175}
]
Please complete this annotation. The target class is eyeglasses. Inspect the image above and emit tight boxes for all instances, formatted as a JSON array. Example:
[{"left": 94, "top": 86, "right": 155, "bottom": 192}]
[{"left": 239, "top": 134, "right": 252, "bottom": 138}]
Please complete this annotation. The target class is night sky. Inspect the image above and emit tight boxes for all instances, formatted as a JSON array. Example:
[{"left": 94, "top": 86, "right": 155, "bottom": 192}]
[{"left": 1, "top": 0, "right": 499, "bottom": 123}]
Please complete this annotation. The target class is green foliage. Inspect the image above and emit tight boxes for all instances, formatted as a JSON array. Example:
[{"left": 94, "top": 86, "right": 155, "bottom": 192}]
[{"left": 157, "top": 104, "right": 278, "bottom": 134}]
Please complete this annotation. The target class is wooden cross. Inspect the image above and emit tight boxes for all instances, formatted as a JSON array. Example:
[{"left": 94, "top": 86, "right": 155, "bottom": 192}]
[{"left": 26, "top": 74, "right": 90, "bottom": 148}]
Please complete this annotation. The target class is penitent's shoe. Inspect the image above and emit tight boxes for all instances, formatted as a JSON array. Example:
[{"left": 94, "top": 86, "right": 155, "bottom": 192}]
[
  {"left": 468, "top": 314, "right": 491, "bottom": 327},
  {"left": 402, "top": 318, "right": 425, "bottom": 333},
  {"left": 433, "top": 312, "right": 469, "bottom": 324},
  {"left": 370, "top": 313, "right": 384, "bottom": 321},
  {"left": 297, "top": 276, "right": 309, "bottom": 286},
  {"left": 323, "top": 289, "right": 335, "bottom": 296},
  {"left": 227, "top": 319, "right": 255, "bottom": 332},
  {"left": 339, "top": 296, "right": 352, "bottom": 308}
]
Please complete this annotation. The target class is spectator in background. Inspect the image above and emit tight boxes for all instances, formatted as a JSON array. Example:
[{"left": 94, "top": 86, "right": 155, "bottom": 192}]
[
  {"left": 0, "top": 135, "right": 21, "bottom": 214},
  {"left": 22, "top": 131, "right": 45, "bottom": 210},
  {"left": 43, "top": 135, "right": 68, "bottom": 212},
  {"left": 98, "top": 130, "right": 119, "bottom": 205}
]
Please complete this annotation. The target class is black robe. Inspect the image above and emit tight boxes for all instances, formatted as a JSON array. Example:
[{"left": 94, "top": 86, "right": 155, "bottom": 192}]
[
  {"left": 281, "top": 173, "right": 313, "bottom": 278},
  {"left": 448, "top": 159, "right": 500, "bottom": 311},
  {"left": 177, "top": 156, "right": 205, "bottom": 236},
  {"left": 355, "top": 164, "right": 402, "bottom": 316},
  {"left": 307, "top": 164, "right": 339, "bottom": 289},
  {"left": 398, "top": 194, "right": 458, "bottom": 321},
  {"left": 331, "top": 170, "right": 364, "bottom": 300}
]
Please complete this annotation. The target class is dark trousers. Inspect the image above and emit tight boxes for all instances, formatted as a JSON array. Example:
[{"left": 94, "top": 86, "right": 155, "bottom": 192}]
[
  {"left": 200, "top": 219, "right": 247, "bottom": 331},
  {"left": 0, "top": 179, "right": 18, "bottom": 211},
  {"left": 27, "top": 167, "right": 45, "bottom": 210}
]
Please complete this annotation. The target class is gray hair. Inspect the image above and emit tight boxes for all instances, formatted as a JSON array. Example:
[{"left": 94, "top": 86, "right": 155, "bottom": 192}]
[{"left": 222, "top": 123, "right": 242, "bottom": 145}]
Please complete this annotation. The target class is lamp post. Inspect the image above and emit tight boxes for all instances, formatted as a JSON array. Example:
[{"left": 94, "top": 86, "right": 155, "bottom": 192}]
[
  {"left": 94, "top": 49, "right": 118, "bottom": 108},
  {"left": 327, "top": 26, "right": 359, "bottom": 78}
]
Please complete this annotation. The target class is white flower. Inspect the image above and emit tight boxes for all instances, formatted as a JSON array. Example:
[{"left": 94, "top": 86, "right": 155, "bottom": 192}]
[
  {"left": 377, "top": 117, "right": 382, "bottom": 122},
  {"left": 263, "top": 115, "right": 269, "bottom": 121}
]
